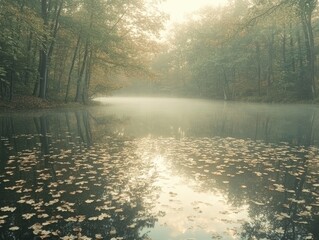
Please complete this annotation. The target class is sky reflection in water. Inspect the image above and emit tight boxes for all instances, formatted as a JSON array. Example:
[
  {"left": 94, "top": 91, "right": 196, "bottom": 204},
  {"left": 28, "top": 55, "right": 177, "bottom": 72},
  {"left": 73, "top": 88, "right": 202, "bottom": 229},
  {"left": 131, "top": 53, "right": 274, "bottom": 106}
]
[
  {"left": 143, "top": 153, "right": 248, "bottom": 240},
  {"left": 0, "top": 97, "right": 319, "bottom": 239}
]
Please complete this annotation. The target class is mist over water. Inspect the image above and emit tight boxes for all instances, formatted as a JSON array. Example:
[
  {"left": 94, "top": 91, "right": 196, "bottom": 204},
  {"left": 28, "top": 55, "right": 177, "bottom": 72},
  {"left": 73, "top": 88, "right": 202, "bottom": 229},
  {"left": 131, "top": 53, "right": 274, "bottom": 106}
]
[
  {"left": 0, "top": 97, "right": 319, "bottom": 240},
  {"left": 95, "top": 97, "right": 318, "bottom": 145}
]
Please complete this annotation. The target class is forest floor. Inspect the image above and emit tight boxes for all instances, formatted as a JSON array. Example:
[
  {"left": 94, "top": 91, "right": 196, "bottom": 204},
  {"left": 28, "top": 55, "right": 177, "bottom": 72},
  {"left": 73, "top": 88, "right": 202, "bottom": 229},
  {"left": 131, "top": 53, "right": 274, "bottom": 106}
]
[{"left": 0, "top": 95, "right": 91, "bottom": 111}]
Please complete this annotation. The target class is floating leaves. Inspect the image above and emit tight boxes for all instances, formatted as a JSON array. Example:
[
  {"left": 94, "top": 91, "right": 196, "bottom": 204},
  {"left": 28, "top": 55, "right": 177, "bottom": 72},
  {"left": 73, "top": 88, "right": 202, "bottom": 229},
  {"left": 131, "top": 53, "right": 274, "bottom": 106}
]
[
  {"left": 0, "top": 129, "right": 319, "bottom": 240},
  {"left": 0, "top": 206, "right": 16, "bottom": 212},
  {"left": 0, "top": 133, "right": 158, "bottom": 239},
  {"left": 22, "top": 213, "right": 36, "bottom": 220},
  {"left": 273, "top": 184, "right": 285, "bottom": 192},
  {"left": 57, "top": 202, "right": 75, "bottom": 213},
  {"left": 9, "top": 226, "right": 19, "bottom": 231}
]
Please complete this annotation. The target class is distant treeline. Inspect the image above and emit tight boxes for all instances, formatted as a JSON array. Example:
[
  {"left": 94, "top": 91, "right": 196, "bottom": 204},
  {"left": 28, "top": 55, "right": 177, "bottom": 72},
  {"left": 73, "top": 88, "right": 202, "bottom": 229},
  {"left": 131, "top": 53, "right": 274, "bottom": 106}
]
[
  {"left": 151, "top": 0, "right": 319, "bottom": 102},
  {"left": 0, "top": 0, "right": 166, "bottom": 103}
]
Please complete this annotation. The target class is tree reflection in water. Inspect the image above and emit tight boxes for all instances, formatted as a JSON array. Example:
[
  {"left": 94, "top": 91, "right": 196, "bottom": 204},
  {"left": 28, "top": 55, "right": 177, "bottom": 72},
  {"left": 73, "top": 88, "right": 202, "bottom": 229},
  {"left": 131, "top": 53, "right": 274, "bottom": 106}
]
[
  {"left": 0, "top": 104, "right": 319, "bottom": 239},
  {"left": 0, "top": 111, "right": 158, "bottom": 240},
  {"left": 151, "top": 137, "right": 319, "bottom": 239}
]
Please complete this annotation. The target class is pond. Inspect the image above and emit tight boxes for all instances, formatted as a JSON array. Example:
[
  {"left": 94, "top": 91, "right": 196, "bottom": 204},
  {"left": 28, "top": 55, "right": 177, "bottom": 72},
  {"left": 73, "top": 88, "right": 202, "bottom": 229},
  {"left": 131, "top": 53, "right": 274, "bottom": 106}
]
[{"left": 0, "top": 97, "right": 319, "bottom": 240}]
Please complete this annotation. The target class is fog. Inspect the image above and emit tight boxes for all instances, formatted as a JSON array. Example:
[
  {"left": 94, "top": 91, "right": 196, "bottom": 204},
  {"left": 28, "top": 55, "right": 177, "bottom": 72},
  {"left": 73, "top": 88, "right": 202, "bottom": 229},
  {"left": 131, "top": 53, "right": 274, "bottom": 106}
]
[{"left": 94, "top": 97, "right": 319, "bottom": 146}]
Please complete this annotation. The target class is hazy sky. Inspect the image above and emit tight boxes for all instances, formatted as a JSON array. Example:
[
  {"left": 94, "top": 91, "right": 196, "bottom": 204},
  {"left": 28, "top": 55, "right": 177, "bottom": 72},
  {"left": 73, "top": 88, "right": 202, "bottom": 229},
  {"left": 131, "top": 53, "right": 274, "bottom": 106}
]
[{"left": 161, "top": 0, "right": 228, "bottom": 23}]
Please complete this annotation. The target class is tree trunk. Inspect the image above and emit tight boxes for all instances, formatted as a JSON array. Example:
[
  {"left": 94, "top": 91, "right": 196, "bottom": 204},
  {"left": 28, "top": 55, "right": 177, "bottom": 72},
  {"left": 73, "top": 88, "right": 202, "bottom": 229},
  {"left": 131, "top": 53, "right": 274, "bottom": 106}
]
[
  {"left": 290, "top": 23, "right": 296, "bottom": 73},
  {"left": 222, "top": 66, "right": 231, "bottom": 100},
  {"left": 38, "top": 49, "right": 48, "bottom": 99},
  {"left": 9, "top": 68, "right": 14, "bottom": 101},
  {"left": 82, "top": 49, "right": 92, "bottom": 104},
  {"left": 65, "top": 35, "right": 81, "bottom": 103},
  {"left": 38, "top": 0, "right": 64, "bottom": 99},
  {"left": 299, "top": 0, "right": 316, "bottom": 99},
  {"left": 282, "top": 25, "right": 287, "bottom": 66},
  {"left": 38, "top": 0, "right": 49, "bottom": 99},
  {"left": 256, "top": 41, "right": 261, "bottom": 96},
  {"left": 75, "top": 42, "right": 89, "bottom": 103},
  {"left": 267, "top": 27, "right": 275, "bottom": 94}
]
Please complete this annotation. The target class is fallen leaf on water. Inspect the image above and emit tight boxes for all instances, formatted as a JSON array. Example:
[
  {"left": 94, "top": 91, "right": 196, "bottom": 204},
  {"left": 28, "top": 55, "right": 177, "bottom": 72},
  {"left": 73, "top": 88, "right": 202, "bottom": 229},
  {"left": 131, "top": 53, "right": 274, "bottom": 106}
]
[
  {"left": 9, "top": 226, "right": 19, "bottom": 231},
  {"left": 22, "top": 213, "right": 36, "bottom": 220},
  {"left": 1, "top": 206, "right": 16, "bottom": 212},
  {"left": 251, "top": 201, "right": 265, "bottom": 206},
  {"left": 38, "top": 213, "right": 49, "bottom": 218},
  {"left": 128, "top": 223, "right": 137, "bottom": 228},
  {"left": 95, "top": 234, "right": 103, "bottom": 239},
  {"left": 65, "top": 217, "right": 77, "bottom": 222}
]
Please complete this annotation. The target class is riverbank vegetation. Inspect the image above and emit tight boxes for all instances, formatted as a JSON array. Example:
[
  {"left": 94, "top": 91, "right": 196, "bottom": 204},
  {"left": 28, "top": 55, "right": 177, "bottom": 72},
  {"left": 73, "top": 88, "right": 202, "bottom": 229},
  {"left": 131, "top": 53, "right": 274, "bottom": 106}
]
[
  {"left": 1, "top": 0, "right": 319, "bottom": 106},
  {"left": 0, "top": 0, "right": 166, "bottom": 105},
  {"left": 151, "top": 0, "right": 319, "bottom": 102}
]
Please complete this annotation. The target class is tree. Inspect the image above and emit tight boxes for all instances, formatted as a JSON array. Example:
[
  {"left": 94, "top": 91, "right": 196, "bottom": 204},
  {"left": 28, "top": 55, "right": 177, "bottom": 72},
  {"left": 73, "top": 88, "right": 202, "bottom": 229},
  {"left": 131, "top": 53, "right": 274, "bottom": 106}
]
[
  {"left": 0, "top": 0, "right": 167, "bottom": 103},
  {"left": 163, "top": 0, "right": 318, "bottom": 101},
  {"left": 36, "top": 0, "right": 64, "bottom": 99},
  {"left": 0, "top": 0, "right": 43, "bottom": 100}
]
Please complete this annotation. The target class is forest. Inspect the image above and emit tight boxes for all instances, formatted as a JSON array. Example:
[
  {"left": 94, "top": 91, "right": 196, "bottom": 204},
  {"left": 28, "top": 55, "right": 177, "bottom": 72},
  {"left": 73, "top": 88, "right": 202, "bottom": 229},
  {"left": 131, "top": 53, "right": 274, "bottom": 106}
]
[
  {"left": 0, "top": 0, "right": 319, "bottom": 104},
  {"left": 0, "top": 0, "right": 166, "bottom": 104}
]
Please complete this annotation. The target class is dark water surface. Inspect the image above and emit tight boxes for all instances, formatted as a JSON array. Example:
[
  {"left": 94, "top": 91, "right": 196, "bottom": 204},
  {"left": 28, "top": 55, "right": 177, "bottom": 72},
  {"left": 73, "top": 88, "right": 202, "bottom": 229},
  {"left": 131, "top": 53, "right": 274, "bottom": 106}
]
[{"left": 0, "top": 97, "right": 319, "bottom": 240}]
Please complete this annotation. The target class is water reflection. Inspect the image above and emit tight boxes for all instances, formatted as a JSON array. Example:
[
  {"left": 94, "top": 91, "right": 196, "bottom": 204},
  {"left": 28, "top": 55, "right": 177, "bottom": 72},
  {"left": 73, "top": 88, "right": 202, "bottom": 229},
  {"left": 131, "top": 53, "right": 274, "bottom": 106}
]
[
  {"left": 95, "top": 97, "right": 319, "bottom": 146},
  {"left": 0, "top": 98, "right": 319, "bottom": 239},
  {"left": 144, "top": 154, "right": 248, "bottom": 240},
  {"left": 147, "top": 137, "right": 319, "bottom": 239},
  {"left": 0, "top": 111, "right": 157, "bottom": 240}
]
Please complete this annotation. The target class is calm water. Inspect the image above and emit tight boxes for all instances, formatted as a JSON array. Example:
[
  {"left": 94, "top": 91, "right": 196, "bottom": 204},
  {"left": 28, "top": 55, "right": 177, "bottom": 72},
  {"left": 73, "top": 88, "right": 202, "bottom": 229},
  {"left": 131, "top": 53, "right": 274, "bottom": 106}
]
[{"left": 0, "top": 97, "right": 319, "bottom": 240}]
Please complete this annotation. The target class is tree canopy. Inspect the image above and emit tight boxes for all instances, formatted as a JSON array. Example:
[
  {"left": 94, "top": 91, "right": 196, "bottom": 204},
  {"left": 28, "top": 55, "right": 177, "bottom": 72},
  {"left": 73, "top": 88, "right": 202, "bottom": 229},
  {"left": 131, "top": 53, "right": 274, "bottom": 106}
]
[
  {"left": 150, "top": 0, "right": 319, "bottom": 102},
  {"left": 0, "top": 0, "right": 167, "bottom": 103},
  {"left": 1, "top": 0, "right": 319, "bottom": 103}
]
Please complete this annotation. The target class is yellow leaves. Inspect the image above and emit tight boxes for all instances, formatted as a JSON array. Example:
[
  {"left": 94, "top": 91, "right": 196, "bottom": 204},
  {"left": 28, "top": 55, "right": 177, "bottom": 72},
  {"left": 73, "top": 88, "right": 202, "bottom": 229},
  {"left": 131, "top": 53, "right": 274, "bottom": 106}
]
[
  {"left": 0, "top": 206, "right": 16, "bottom": 212},
  {"left": 1, "top": 129, "right": 318, "bottom": 240},
  {"left": 110, "top": 226, "right": 117, "bottom": 235},
  {"left": 9, "top": 226, "right": 19, "bottom": 231},
  {"left": 42, "top": 220, "right": 58, "bottom": 226},
  {"left": 127, "top": 223, "right": 137, "bottom": 228},
  {"left": 273, "top": 184, "right": 285, "bottom": 192},
  {"left": 250, "top": 200, "right": 265, "bottom": 206},
  {"left": 88, "top": 213, "right": 110, "bottom": 221},
  {"left": 5, "top": 185, "right": 21, "bottom": 191},
  {"left": 114, "top": 208, "right": 123, "bottom": 213},
  {"left": 57, "top": 203, "right": 75, "bottom": 213},
  {"left": 65, "top": 217, "right": 77, "bottom": 222},
  {"left": 22, "top": 213, "right": 36, "bottom": 220},
  {"left": 95, "top": 234, "right": 103, "bottom": 240},
  {"left": 25, "top": 199, "right": 36, "bottom": 205},
  {"left": 297, "top": 210, "right": 311, "bottom": 217},
  {"left": 275, "top": 212, "right": 291, "bottom": 220},
  {"left": 38, "top": 213, "right": 49, "bottom": 219},
  {"left": 61, "top": 235, "right": 77, "bottom": 240},
  {"left": 44, "top": 199, "right": 59, "bottom": 206},
  {"left": 66, "top": 215, "right": 86, "bottom": 222},
  {"left": 0, "top": 215, "right": 8, "bottom": 225},
  {"left": 274, "top": 227, "right": 285, "bottom": 234},
  {"left": 30, "top": 222, "right": 42, "bottom": 231}
]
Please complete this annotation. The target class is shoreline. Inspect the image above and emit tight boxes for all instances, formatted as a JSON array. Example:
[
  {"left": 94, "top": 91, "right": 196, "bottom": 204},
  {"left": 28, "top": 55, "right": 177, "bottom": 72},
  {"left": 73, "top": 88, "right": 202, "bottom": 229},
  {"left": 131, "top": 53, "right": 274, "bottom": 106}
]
[
  {"left": 0, "top": 95, "right": 318, "bottom": 112},
  {"left": 0, "top": 95, "right": 101, "bottom": 112}
]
